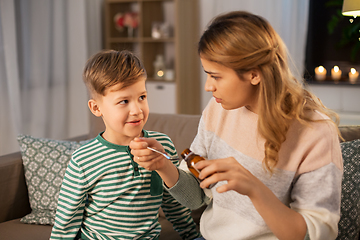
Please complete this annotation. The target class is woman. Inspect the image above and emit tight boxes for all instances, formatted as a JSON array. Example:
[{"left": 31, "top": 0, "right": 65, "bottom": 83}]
[{"left": 131, "top": 11, "right": 343, "bottom": 240}]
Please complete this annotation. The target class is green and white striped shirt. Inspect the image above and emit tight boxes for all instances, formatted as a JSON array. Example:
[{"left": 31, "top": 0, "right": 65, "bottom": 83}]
[{"left": 50, "top": 130, "right": 200, "bottom": 240}]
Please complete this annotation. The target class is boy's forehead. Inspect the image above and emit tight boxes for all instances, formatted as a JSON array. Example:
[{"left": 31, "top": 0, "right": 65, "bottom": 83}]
[
  {"left": 107, "top": 76, "right": 147, "bottom": 93},
  {"left": 109, "top": 82, "right": 126, "bottom": 91}
]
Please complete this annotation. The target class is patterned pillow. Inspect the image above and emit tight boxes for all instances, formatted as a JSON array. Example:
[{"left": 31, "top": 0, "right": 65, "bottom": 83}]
[
  {"left": 337, "top": 139, "right": 360, "bottom": 240},
  {"left": 17, "top": 135, "right": 87, "bottom": 225}
]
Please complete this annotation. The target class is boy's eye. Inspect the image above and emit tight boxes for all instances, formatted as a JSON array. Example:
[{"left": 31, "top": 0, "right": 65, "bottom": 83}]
[
  {"left": 119, "top": 100, "right": 128, "bottom": 104},
  {"left": 139, "top": 95, "right": 146, "bottom": 101}
]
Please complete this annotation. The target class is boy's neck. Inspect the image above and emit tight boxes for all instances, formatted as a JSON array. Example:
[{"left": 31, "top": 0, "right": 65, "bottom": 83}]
[{"left": 101, "top": 130, "right": 144, "bottom": 146}]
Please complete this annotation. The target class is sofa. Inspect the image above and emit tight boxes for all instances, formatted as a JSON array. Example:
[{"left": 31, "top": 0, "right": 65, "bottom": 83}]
[{"left": 0, "top": 112, "right": 360, "bottom": 240}]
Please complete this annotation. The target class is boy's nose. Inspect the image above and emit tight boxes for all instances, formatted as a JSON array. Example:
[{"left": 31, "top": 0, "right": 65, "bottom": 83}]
[{"left": 130, "top": 103, "right": 142, "bottom": 115}]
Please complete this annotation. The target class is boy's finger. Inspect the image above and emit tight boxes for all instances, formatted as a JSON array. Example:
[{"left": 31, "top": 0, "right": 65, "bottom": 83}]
[{"left": 130, "top": 140, "right": 148, "bottom": 149}]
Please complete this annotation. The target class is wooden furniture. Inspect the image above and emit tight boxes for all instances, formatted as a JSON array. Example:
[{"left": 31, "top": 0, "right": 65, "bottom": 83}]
[{"left": 104, "top": 0, "right": 200, "bottom": 114}]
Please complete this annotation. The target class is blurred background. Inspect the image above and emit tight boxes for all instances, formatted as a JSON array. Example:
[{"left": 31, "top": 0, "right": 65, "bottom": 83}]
[{"left": 1, "top": 0, "right": 359, "bottom": 155}]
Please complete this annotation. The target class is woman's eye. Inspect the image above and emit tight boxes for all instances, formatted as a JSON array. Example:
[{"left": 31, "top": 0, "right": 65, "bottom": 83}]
[{"left": 211, "top": 75, "right": 219, "bottom": 80}]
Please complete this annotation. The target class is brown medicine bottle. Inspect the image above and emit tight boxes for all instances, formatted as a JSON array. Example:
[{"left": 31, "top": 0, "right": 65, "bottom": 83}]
[{"left": 180, "top": 148, "right": 205, "bottom": 180}]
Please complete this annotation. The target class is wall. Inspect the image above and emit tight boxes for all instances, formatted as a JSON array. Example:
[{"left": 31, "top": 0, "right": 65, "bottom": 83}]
[{"left": 198, "top": 0, "right": 310, "bottom": 111}]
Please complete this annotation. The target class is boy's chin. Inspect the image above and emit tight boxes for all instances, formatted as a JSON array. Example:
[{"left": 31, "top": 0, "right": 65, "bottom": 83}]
[{"left": 128, "top": 128, "right": 144, "bottom": 139}]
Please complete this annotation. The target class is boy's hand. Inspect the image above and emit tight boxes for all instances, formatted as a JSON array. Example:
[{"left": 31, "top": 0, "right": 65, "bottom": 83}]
[
  {"left": 130, "top": 137, "right": 180, "bottom": 188},
  {"left": 130, "top": 137, "right": 169, "bottom": 171}
]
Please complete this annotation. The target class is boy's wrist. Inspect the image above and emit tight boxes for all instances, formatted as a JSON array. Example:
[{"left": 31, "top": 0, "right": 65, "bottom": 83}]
[{"left": 156, "top": 160, "right": 179, "bottom": 188}]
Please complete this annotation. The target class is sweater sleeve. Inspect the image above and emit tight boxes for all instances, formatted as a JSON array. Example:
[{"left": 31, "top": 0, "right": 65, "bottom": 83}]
[
  {"left": 166, "top": 168, "right": 209, "bottom": 210},
  {"left": 164, "top": 113, "right": 211, "bottom": 210},
  {"left": 161, "top": 141, "right": 201, "bottom": 239},
  {"left": 159, "top": 132, "right": 207, "bottom": 209},
  {"left": 288, "top": 120, "right": 343, "bottom": 240},
  {"left": 50, "top": 159, "right": 88, "bottom": 240},
  {"left": 161, "top": 188, "right": 201, "bottom": 240}
]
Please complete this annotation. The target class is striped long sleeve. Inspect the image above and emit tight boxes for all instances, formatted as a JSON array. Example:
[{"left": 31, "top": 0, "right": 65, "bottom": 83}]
[
  {"left": 50, "top": 130, "right": 199, "bottom": 240},
  {"left": 50, "top": 160, "right": 88, "bottom": 239}
]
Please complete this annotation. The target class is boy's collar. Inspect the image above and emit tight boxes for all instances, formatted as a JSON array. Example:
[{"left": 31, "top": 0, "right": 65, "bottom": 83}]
[{"left": 97, "top": 129, "right": 149, "bottom": 148}]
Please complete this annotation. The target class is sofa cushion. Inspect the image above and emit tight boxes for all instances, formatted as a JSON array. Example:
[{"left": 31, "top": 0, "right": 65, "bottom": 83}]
[
  {"left": 337, "top": 139, "right": 360, "bottom": 240},
  {"left": 17, "top": 135, "right": 86, "bottom": 225},
  {"left": 144, "top": 113, "right": 201, "bottom": 154},
  {"left": 339, "top": 126, "right": 360, "bottom": 142},
  {"left": 0, "top": 218, "right": 52, "bottom": 240},
  {"left": 0, "top": 152, "right": 31, "bottom": 223}
]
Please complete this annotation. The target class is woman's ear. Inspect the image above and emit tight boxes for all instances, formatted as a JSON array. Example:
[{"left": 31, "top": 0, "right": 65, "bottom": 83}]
[
  {"left": 250, "top": 69, "right": 261, "bottom": 86},
  {"left": 88, "top": 99, "right": 102, "bottom": 117}
]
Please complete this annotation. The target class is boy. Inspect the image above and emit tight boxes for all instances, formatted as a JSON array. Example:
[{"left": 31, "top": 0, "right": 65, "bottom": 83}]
[{"left": 50, "top": 50, "right": 200, "bottom": 240}]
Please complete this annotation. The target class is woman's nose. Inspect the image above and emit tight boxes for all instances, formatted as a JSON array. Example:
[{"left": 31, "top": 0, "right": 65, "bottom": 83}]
[{"left": 204, "top": 77, "right": 215, "bottom": 92}]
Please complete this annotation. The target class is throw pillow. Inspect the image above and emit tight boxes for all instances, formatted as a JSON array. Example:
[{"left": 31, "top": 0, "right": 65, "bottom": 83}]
[
  {"left": 337, "top": 139, "right": 360, "bottom": 240},
  {"left": 17, "top": 134, "right": 88, "bottom": 225}
]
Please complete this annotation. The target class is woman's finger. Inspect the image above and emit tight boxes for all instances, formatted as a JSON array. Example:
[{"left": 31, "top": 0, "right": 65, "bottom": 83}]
[{"left": 197, "top": 158, "right": 237, "bottom": 179}]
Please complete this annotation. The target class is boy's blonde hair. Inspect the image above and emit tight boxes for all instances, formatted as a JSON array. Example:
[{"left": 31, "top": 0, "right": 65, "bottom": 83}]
[
  {"left": 198, "top": 11, "right": 340, "bottom": 172},
  {"left": 83, "top": 50, "right": 146, "bottom": 98}
]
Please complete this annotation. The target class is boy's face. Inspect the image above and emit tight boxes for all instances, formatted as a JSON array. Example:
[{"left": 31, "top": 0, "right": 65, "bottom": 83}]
[{"left": 89, "top": 77, "right": 149, "bottom": 145}]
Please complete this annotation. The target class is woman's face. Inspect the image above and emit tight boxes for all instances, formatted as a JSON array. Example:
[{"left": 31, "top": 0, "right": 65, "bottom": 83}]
[{"left": 201, "top": 58, "right": 260, "bottom": 112}]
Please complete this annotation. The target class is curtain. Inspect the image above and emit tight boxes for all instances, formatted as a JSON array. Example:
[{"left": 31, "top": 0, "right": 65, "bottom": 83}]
[
  {"left": 0, "top": 0, "right": 103, "bottom": 155},
  {"left": 199, "top": 0, "right": 310, "bottom": 109}
]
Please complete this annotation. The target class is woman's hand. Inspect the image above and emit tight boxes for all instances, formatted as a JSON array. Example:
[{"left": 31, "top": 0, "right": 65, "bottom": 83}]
[
  {"left": 196, "top": 157, "right": 307, "bottom": 240},
  {"left": 196, "top": 157, "right": 261, "bottom": 197}
]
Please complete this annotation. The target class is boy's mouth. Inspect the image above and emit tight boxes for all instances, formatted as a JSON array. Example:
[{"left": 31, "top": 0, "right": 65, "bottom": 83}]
[{"left": 127, "top": 119, "right": 142, "bottom": 125}]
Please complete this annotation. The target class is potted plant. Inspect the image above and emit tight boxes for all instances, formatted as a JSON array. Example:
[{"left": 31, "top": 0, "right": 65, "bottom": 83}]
[{"left": 327, "top": 0, "right": 360, "bottom": 62}]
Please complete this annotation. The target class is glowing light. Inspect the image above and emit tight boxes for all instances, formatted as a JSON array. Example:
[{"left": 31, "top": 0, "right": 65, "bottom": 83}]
[
  {"left": 315, "top": 66, "right": 327, "bottom": 81},
  {"left": 157, "top": 70, "right": 164, "bottom": 77},
  {"left": 349, "top": 68, "right": 359, "bottom": 83},
  {"left": 331, "top": 66, "right": 342, "bottom": 81}
]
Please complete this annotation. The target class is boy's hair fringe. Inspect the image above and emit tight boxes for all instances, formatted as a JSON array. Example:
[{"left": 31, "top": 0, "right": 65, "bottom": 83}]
[{"left": 83, "top": 49, "right": 146, "bottom": 98}]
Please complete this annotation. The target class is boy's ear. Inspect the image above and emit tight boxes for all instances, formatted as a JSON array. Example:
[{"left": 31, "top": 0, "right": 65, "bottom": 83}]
[
  {"left": 88, "top": 99, "right": 102, "bottom": 117},
  {"left": 250, "top": 69, "right": 261, "bottom": 86}
]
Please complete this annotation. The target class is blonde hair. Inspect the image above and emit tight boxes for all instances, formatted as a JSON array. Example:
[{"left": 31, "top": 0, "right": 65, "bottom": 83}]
[
  {"left": 198, "top": 11, "right": 339, "bottom": 172},
  {"left": 83, "top": 50, "right": 146, "bottom": 98}
]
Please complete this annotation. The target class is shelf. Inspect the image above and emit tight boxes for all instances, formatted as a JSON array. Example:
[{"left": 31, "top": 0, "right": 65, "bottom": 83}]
[
  {"left": 305, "top": 78, "right": 360, "bottom": 86},
  {"left": 108, "top": 0, "right": 172, "bottom": 2},
  {"left": 104, "top": 0, "right": 200, "bottom": 114},
  {"left": 147, "top": 78, "right": 175, "bottom": 82},
  {"left": 108, "top": 37, "right": 174, "bottom": 43}
]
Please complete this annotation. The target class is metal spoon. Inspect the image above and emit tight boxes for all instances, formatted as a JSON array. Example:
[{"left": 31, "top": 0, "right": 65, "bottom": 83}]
[{"left": 147, "top": 147, "right": 180, "bottom": 160}]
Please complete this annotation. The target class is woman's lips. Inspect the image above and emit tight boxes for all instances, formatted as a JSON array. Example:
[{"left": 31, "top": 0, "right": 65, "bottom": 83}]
[{"left": 214, "top": 97, "right": 222, "bottom": 103}]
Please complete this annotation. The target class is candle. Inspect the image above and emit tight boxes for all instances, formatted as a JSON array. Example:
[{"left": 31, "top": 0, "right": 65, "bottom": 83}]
[
  {"left": 349, "top": 68, "right": 359, "bottom": 83},
  {"left": 315, "top": 66, "right": 327, "bottom": 81},
  {"left": 331, "top": 66, "right": 342, "bottom": 81}
]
